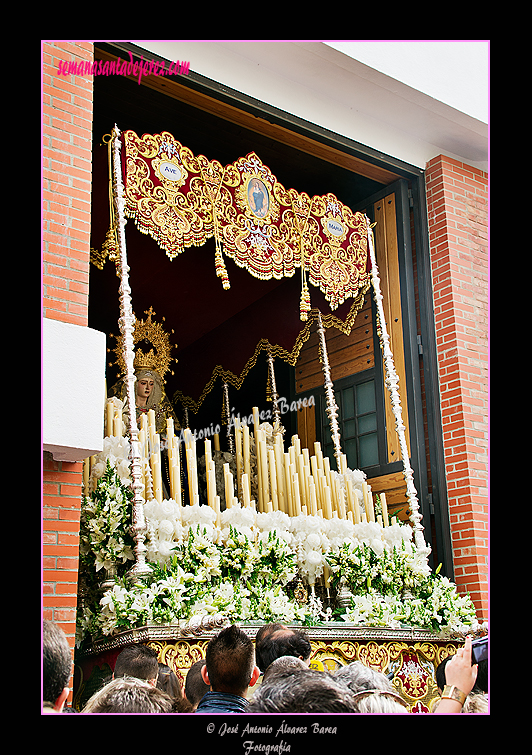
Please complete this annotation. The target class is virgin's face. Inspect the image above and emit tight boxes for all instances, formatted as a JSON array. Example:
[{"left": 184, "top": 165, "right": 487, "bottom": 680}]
[{"left": 136, "top": 378, "right": 154, "bottom": 399}]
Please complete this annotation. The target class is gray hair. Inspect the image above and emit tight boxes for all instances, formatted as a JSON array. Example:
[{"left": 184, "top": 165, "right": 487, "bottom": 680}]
[
  {"left": 349, "top": 689, "right": 409, "bottom": 713},
  {"left": 82, "top": 676, "right": 173, "bottom": 714},
  {"left": 262, "top": 655, "right": 309, "bottom": 683},
  {"left": 248, "top": 668, "right": 357, "bottom": 713},
  {"left": 334, "top": 660, "right": 394, "bottom": 693}
]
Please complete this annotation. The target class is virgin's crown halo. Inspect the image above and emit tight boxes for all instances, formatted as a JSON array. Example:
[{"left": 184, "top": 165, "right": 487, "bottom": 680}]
[{"left": 109, "top": 306, "right": 177, "bottom": 382}]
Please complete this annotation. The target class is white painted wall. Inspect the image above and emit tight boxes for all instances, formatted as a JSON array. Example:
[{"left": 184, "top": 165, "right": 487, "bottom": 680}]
[
  {"left": 42, "top": 318, "right": 106, "bottom": 462},
  {"left": 132, "top": 39, "right": 489, "bottom": 171}
]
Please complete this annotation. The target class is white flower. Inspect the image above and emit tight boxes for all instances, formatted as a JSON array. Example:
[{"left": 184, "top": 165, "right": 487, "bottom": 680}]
[{"left": 306, "top": 533, "right": 321, "bottom": 549}]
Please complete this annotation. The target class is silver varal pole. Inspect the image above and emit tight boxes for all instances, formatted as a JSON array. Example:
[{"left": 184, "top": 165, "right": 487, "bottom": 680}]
[
  {"left": 366, "top": 217, "right": 429, "bottom": 557},
  {"left": 316, "top": 311, "right": 343, "bottom": 470},
  {"left": 111, "top": 125, "right": 152, "bottom": 582}
]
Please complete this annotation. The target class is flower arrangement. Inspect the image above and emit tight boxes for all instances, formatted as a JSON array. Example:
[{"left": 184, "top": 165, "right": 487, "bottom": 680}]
[
  {"left": 77, "top": 447, "right": 483, "bottom": 643},
  {"left": 79, "top": 460, "right": 135, "bottom": 573}
]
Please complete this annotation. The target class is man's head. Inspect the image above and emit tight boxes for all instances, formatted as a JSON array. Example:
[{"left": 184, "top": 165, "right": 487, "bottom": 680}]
[
  {"left": 83, "top": 676, "right": 173, "bottom": 713},
  {"left": 257, "top": 628, "right": 312, "bottom": 673},
  {"left": 43, "top": 620, "right": 73, "bottom": 712},
  {"left": 202, "top": 624, "right": 259, "bottom": 696},
  {"left": 113, "top": 644, "right": 159, "bottom": 686},
  {"left": 254, "top": 623, "right": 288, "bottom": 673},
  {"left": 248, "top": 668, "right": 358, "bottom": 713},
  {"left": 184, "top": 659, "right": 210, "bottom": 709}
]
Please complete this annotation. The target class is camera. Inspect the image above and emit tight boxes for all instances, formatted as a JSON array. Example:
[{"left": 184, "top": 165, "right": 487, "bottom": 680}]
[{"left": 471, "top": 636, "right": 488, "bottom": 665}]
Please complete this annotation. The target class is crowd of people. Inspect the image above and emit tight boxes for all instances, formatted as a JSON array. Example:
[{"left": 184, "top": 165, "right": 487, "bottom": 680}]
[{"left": 42, "top": 619, "right": 488, "bottom": 715}]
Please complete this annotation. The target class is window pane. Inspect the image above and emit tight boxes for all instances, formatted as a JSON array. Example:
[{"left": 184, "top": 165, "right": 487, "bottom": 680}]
[
  {"left": 359, "top": 433, "right": 379, "bottom": 467},
  {"left": 343, "top": 387, "right": 355, "bottom": 418},
  {"left": 345, "top": 438, "right": 358, "bottom": 470},
  {"left": 344, "top": 419, "right": 357, "bottom": 438},
  {"left": 358, "top": 414, "right": 377, "bottom": 434},
  {"left": 356, "top": 381, "right": 376, "bottom": 415}
]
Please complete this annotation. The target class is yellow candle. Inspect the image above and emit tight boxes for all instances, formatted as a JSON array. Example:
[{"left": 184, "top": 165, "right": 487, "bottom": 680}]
[
  {"left": 213, "top": 433, "right": 220, "bottom": 451},
  {"left": 106, "top": 400, "right": 113, "bottom": 437},
  {"left": 292, "top": 470, "right": 302, "bottom": 516},
  {"left": 268, "top": 448, "right": 279, "bottom": 511},
  {"left": 243, "top": 423, "right": 251, "bottom": 482},
  {"left": 223, "top": 463, "right": 234, "bottom": 510},
  {"left": 259, "top": 438, "right": 269, "bottom": 513},
  {"left": 274, "top": 440, "right": 286, "bottom": 514},
  {"left": 242, "top": 473, "right": 251, "bottom": 508},
  {"left": 166, "top": 417, "right": 174, "bottom": 444},
  {"left": 214, "top": 495, "right": 221, "bottom": 528},
  {"left": 235, "top": 419, "right": 243, "bottom": 501},
  {"left": 309, "top": 477, "right": 318, "bottom": 517},
  {"left": 151, "top": 453, "right": 162, "bottom": 503},
  {"left": 283, "top": 453, "right": 293, "bottom": 517},
  {"left": 362, "top": 482, "right": 372, "bottom": 522},
  {"left": 380, "top": 492, "right": 389, "bottom": 527},
  {"left": 324, "top": 485, "right": 333, "bottom": 520},
  {"left": 314, "top": 442, "right": 324, "bottom": 471}
]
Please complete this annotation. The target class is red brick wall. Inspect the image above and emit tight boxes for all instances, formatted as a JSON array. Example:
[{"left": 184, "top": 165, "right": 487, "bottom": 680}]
[
  {"left": 425, "top": 155, "right": 488, "bottom": 620},
  {"left": 42, "top": 41, "right": 94, "bottom": 691}
]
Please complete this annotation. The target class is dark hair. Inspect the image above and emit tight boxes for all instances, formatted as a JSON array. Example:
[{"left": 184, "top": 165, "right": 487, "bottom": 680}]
[
  {"left": 435, "top": 655, "right": 452, "bottom": 692},
  {"left": 205, "top": 624, "right": 255, "bottom": 695},
  {"left": 156, "top": 663, "right": 183, "bottom": 699},
  {"left": 43, "top": 620, "right": 72, "bottom": 705},
  {"left": 258, "top": 629, "right": 311, "bottom": 672},
  {"left": 254, "top": 623, "right": 288, "bottom": 673},
  {"left": 185, "top": 659, "right": 210, "bottom": 707},
  {"left": 113, "top": 644, "right": 159, "bottom": 682},
  {"left": 248, "top": 669, "right": 357, "bottom": 713}
]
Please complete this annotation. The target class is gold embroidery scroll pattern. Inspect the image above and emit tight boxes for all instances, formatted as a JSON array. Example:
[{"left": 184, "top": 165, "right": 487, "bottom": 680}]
[
  {"left": 388, "top": 644, "right": 442, "bottom": 712},
  {"left": 306, "top": 197, "right": 370, "bottom": 311},
  {"left": 119, "top": 132, "right": 370, "bottom": 309},
  {"left": 122, "top": 131, "right": 215, "bottom": 259},
  {"left": 147, "top": 639, "right": 208, "bottom": 688},
  {"left": 222, "top": 154, "right": 293, "bottom": 281}
]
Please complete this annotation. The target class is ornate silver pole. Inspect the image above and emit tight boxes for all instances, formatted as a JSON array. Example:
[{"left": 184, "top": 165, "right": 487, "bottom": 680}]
[
  {"left": 316, "top": 311, "right": 343, "bottom": 470},
  {"left": 366, "top": 217, "right": 429, "bottom": 556},
  {"left": 111, "top": 125, "right": 152, "bottom": 582},
  {"left": 223, "top": 382, "right": 235, "bottom": 454},
  {"left": 266, "top": 349, "right": 282, "bottom": 430}
]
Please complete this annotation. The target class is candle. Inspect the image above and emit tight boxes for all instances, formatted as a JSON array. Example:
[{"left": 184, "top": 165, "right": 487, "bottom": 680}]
[
  {"left": 235, "top": 418, "right": 243, "bottom": 501},
  {"left": 268, "top": 448, "right": 279, "bottom": 511},
  {"left": 274, "top": 440, "right": 286, "bottom": 514},
  {"left": 314, "top": 442, "right": 324, "bottom": 471},
  {"left": 214, "top": 495, "right": 221, "bottom": 528},
  {"left": 362, "top": 482, "right": 374, "bottom": 522},
  {"left": 259, "top": 437, "right": 269, "bottom": 513},
  {"left": 223, "top": 463, "right": 234, "bottom": 510},
  {"left": 106, "top": 400, "right": 113, "bottom": 438},
  {"left": 380, "top": 492, "right": 389, "bottom": 527},
  {"left": 309, "top": 477, "right": 318, "bottom": 517},
  {"left": 324, "top": 485, "right": 333, "bottom": 520},
  {"left": 113, "top": 409, "right": 122, "bottom": 438},
  {"left": 242, "top": 473, "right": 251, "bottom": 508},
  {"left": 243, "top": 423, "right": 251, "bottom": 482},
  {"left": 151, "top": 452, "right": 163, "bottom": 502},
  {"left": 213, "top": 433, "right": 220, "bottom": 451},
  {"left": 283, "top": 453, "right": 293, "bottom": 517},
  {"left": 292, "top": 469, "right": 301, "bottom": 516}
]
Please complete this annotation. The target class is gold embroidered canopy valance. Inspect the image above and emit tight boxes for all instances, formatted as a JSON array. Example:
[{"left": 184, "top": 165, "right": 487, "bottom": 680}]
[{"left": 119, "top": 130, "right": 371, "bottom": 320}]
